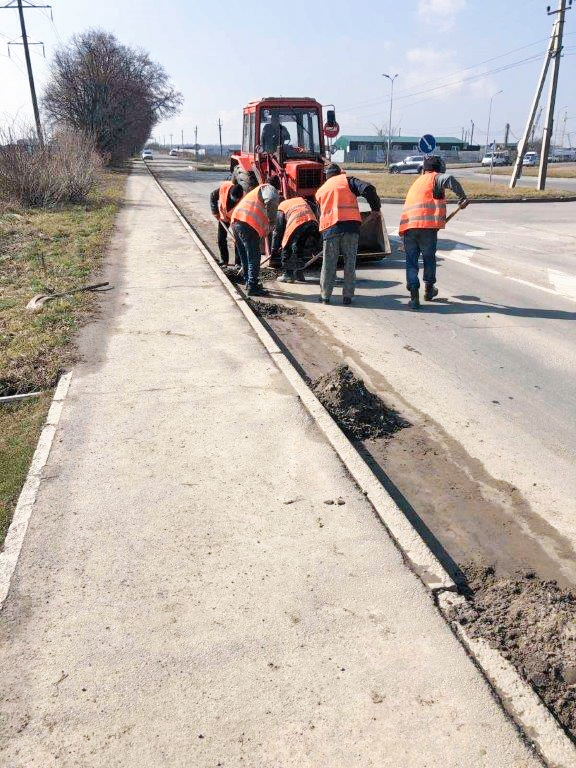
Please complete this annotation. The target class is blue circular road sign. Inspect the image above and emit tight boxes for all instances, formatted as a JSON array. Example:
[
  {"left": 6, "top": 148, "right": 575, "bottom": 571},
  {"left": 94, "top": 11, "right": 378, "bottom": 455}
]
[{"left": 418, "top": 134, "right": 436, "bottom": 154}]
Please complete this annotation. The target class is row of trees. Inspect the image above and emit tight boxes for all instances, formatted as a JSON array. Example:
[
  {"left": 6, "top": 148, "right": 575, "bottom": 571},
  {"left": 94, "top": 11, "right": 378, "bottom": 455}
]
[{"left": 42, "top": 29, "right": 182, "bottom": 165}]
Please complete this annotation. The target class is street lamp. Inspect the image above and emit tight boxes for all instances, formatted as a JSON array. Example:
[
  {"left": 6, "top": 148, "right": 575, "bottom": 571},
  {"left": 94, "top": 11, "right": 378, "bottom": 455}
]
[
  {"left": 382, "top": 73, "right": 398, "bottom": 167},
  {"left": 485, "top": 89, "right": 503, "bottom": 157}
]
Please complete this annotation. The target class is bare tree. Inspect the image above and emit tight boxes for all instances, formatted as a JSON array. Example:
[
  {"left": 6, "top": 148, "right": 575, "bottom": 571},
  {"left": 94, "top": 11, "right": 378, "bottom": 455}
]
[{"left": 43, "top": 30, "right": 182, "bottom": 164}]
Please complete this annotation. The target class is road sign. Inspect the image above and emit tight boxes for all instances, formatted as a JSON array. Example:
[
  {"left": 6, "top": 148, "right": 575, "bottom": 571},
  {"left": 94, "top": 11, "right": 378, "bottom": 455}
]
[
  {"left": 418, "top": 134, "right": 436, "bottom": 154},
  {"left": 324, "top": 122, "right": 340, "bottom": 138}
]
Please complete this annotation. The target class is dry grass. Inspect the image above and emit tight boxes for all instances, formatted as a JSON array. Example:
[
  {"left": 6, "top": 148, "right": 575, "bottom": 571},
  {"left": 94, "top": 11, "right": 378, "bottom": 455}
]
[
  {"left": 475, "top": 164, "right": 576, "bottom": 179},
  {"left": 0, "top": 168, "right": 126, "bottom": 545},
  {"left": 367, "top": 172, "right": 575, "bottom": 200},
  {"left": 0, "top": 169, "right": 126, "bottom": 396}
]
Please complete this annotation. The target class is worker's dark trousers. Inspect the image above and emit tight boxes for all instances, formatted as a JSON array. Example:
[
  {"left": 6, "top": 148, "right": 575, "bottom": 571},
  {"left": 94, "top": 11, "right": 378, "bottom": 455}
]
[
  {"left": 282, "top": 221, "right": 318, "bottom": 272},
  {"left": 231, "top": 221, "right": 262, "bottom": 288},
  {"left": 403, "top": 228, "right": 438, "bottom": 290},
  {"left": 217, "top": 221, "right": 241, "bottom": 266}
]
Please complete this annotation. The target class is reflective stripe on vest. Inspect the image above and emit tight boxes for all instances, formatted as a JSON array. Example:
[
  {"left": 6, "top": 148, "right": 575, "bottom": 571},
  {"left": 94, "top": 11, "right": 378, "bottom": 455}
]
[
  {"left": 218, "top": 181, "right": 234, "bottom": 223},
  {"left": 315, "top": 173, "right": 361, "bottom": 232},
  {"left": 230, "top": 186, "right": 269, "bottom": 237},
  {"left": 398, "top": 173, "right": 446, "bottom": 234},
  {"left": 278, "top": 197, "right": 316, "bottom": 248}
]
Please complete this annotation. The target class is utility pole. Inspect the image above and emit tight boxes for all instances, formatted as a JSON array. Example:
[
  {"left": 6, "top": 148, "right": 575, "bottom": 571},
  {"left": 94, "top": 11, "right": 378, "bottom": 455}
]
[
  {"left": 169, "top": 133, "right": 173, "bottom": 149},
  {"left": 382, "top": 73, "right": 398, "bottom": 167},
  {"left": 218, "top": 118, "right": 223, "bottom": 156},
  {"left": 504, "top": 123, "right": 510, "bottom": 148},
  {"left": 194, "top": 125, "right": 198, "bottom": 159},
  {"left": 1, "top": 0, "right": 51, "bottom": 147},
  {"left": 560, "top": 108, "right": 568, "bottom": 147},
  {"left": 181, "top": 129, "right": 184, "bottom": 149},
  {"left": 470, "top": 119, "right": 475, "bottom": 146},
  {"left": 510, "top": 0, "right": 572, "bottom": 189}
]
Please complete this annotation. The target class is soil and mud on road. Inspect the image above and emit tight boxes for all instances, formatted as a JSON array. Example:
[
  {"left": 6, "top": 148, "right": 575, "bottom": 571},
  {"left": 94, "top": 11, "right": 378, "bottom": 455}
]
[{"left": 149, "top": 166, "right": 576, "bottom": 744}]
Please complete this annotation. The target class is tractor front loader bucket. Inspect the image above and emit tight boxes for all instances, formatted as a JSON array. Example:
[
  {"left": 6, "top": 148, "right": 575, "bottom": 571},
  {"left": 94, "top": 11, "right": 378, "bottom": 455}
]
[{"left": 358, "top": 211, "right": 391, "bottom": 260}]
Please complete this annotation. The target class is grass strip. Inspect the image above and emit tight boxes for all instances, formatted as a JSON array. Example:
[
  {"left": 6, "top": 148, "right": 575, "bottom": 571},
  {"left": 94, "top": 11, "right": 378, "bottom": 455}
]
[
  {"left": 365, "top": 172, "right": 576, "bottom": 200},
  {"left": 0, "top": 168, "right": 127, "bottom": 545}
]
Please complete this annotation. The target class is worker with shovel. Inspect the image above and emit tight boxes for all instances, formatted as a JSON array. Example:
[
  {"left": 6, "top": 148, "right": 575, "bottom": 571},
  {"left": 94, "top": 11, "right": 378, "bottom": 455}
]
[
  {"left": 271, "top": 196, "right": 319, "bottom": 283},
  {"left": 210, "top": 181, "right": 244, "bottom": 267},
  {"left": 399, "top": 155, "right": 469, "bottom": 310},
  {"left": 230, "top": 183, "right": 279, "bottom": 296}
]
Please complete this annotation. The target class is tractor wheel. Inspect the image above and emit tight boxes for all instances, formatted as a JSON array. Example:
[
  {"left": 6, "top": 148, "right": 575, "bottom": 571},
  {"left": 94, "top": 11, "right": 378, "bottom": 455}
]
[{"left": 232, "top": 167, "right": 258, "bottom": 193}]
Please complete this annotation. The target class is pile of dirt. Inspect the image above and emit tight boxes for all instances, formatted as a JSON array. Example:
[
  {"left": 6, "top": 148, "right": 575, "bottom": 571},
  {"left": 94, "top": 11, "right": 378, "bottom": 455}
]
[
  {"left": 312, "top": 364, "right": 409, "bottom": 440},
  {"left": 248, "top": 300, "right": 301, "bottom": 318},
  {"left": 452, "top": 565, "right": 576, "bottom": 738}
]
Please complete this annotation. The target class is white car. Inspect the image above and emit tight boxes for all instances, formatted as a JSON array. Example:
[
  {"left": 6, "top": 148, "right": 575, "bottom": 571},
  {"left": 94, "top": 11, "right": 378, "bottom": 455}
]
[
  {"left": 141, "top": 149, "right": 153, "bottom": 160},
  {"left": 481, "top": 152, "right": 507, "bottom": 167},
  {"left": 523, "top": 152, "right": 538, "bottom": 166}
]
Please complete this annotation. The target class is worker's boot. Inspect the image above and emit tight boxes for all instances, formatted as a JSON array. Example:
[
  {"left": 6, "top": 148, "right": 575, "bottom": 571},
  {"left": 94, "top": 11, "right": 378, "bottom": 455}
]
[
  {"left": 278, "top": 271, "right": 295, "bottom": 283},
  {"left": 424, "top": 283, "right": 438, "bottom": 301},
  {"left": 409, "top": 288, "right": 420, "bottom": 310},
  {"left": 295, "top": 270, "right": 306, "bottom": 283}
]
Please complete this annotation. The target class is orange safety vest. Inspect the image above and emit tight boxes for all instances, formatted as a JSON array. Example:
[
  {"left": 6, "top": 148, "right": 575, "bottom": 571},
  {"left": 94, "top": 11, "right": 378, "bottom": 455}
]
[
  {"left": 398, "top": 173, "right": 447, "bottom": 235},
  {"left": 218, "top": 181, "right": 235, "bottom": 223},
  {"left": 278, "top": 197, "right": 317, "bottom": 248},
  {"left": 230, "top": 186, "right": 269, "bottom": 237},
  {"left": 315, "top": 173, "right": 361, "bottom": 232}
]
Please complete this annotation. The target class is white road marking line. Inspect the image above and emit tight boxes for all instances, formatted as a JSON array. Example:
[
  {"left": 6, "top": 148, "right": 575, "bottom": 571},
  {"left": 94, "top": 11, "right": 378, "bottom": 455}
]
[
  {"left": 440, "top": 248, "right": 500, "bottom": 275},
  {"left": 464, "top": 230, "right": 487, "bottom": 236},
  {"left": 547, "top": 269, "right": 576, "bottom": 301}
]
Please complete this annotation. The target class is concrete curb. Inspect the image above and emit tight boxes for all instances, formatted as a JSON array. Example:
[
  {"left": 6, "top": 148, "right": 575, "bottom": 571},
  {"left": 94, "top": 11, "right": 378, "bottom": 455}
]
[
  {"left": 148, "top": 168, "right": 576, "bottom": 767},
  {"left": 380, "top": 195, "right": 576, "bottom": 204},
  {"left": 439, "top": 592, "right": 576, "bottom": 768},
  {"left": 0, "top": 372, "right": 72, "bottom": 608}
]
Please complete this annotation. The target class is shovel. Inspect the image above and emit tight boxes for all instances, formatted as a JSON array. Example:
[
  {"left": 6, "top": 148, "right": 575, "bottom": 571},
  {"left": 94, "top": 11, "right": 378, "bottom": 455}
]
[
  {"left": 445, "top": 201, "right": 468, "bottom": 224},
  {"left": 26, "top": 282, "right": 111, "bottom": 311}
]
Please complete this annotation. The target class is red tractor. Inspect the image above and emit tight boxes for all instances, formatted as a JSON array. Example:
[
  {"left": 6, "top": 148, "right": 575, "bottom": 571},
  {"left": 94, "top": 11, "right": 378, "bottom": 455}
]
[{"left": 230, "top": 96, "right": 390, "bottom": 262}]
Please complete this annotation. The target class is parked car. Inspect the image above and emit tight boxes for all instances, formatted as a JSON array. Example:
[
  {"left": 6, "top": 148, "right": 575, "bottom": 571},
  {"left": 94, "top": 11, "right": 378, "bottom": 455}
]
[
  {"left": 481, "top": 152, "right": 508, "bottom": 167},
  {"left": 523, "top": 152, "right": 538, "bottom": 166},
  {"left": 169, "top": 148, "right": 178, "bottom": 157},
  {"left": 141, "top": 149, "right": 153, "bottom": 160},
  {"left": 388, "top": 155, "right": 425, "bottom": 174}
]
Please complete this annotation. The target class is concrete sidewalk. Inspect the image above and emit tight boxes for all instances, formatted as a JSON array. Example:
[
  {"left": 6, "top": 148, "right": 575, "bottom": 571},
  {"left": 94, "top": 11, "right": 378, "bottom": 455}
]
[{"left": 0, "top": 168, "right": 541, "bottom": 767}]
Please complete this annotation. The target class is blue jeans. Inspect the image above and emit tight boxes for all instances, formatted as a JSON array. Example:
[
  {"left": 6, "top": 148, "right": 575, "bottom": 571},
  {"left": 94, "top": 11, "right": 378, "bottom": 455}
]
[
  {"left": 232, "top": 221, "right": 262, "bottom": 288},
  {"left": 403, "top": 228, "right": 438, "bottom": 290}
]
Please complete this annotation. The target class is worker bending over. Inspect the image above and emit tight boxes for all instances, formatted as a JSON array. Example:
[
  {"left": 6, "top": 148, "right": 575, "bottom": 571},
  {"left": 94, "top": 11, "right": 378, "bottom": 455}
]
[
  {"left": 399, "top": 156, "right": 468, "bottom": 310},
  {"left": 271, "top": 196, "right": 319, "bottom": 283},
  {"left": 230, "top": 183, "right": 279, "bottom": 296},
  {"left": 210, "top": 181, "right": 244, "bottom": 267},
  {"left": 315, "top": 163, "right": 381, "bottom": 305}
]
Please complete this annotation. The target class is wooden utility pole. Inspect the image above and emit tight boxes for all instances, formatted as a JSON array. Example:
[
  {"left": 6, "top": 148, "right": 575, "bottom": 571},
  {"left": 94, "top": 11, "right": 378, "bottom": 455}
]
[
  {"left": 1, "top": 0, "right": 51, "bottom": 147},
  {"left": 510, "top": 0, "right": 572, "bottom": 189}
]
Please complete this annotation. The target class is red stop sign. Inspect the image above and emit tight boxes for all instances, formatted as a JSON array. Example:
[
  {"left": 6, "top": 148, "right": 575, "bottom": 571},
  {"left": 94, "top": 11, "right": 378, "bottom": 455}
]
[{"left": 324, "top": 122, "right": 340, "bottom": 138}]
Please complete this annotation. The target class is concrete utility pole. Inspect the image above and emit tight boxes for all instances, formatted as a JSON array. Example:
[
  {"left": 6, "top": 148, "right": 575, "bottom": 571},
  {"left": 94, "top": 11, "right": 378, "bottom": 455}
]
[
  {"left": 510, "top": 0, "right": 572, "bottom": 189},
  {"left": 382, "top": 73, "right": 398, "bottom": 167},
  {"left": 194, "top": 125, "right": 198, "bottom": 159},
  {"left": 485, "top": 90, "right": 503, "bottom": 156},
  {"left": 1, "top": 0, "right": 51, "bottom": 147},
  {"left": 504, "top": 123, "right": 510, "bottom": 147},
  {"left": 470, "top": 119, "right": 475, "bottom": 145},
  {"left": 181, "top": 129, "right": 184, "bottom": 149},
  {"left": 218, "top": 119, "right": 223, "bottom": 156}
]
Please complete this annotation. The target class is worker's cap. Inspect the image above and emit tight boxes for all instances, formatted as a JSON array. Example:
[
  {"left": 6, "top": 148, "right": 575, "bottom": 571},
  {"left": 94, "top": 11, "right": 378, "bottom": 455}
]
[
  {"left": 230, "top": 184, "right": 243, "bottom": 203},
  {"left": 325, "top": 163, "right": 342, "bottom": 178},
  {"left": 423, "top": 156, "right": 445, "bottom": 173}
]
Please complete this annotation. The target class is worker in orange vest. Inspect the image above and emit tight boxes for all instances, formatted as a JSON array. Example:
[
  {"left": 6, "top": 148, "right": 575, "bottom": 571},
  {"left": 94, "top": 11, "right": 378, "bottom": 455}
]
[
  {"left": 270, "top": 196, "right": 319, "bottom": 283},
  {"left": 230, "top": 183, "right": 279, "bottom": 296},
  {"left": 315, "top": 163, "right": 381, "bottom": 305},
  {"left": 210, "top": 181, "right": 244, "bottom": 266},
  {"left": 399, "top": 156, "right": 468, "bottom": 310}
]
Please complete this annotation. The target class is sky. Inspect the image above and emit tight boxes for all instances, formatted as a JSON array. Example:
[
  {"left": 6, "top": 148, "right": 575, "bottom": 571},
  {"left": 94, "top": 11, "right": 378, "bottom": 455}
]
[{"left": 1, "top": 0, "right": 575, "bottom": 149}]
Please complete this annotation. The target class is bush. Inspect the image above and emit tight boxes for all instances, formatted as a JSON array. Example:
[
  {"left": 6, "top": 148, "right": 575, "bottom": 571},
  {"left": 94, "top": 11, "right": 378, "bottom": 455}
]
[{"left": 0, "top": 128, "right": 101, "bottom": 207}]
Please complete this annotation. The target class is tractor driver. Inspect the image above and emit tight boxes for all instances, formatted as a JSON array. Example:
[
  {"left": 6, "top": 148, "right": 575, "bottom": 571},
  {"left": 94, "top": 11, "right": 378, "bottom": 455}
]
[{"left": 261, "top": 111, "right": 291, "bottom": 152}]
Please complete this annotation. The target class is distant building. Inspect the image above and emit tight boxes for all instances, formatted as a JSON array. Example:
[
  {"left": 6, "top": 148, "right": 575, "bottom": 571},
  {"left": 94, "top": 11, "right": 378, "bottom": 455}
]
[{"left": 330, "top": 135, "right": 475, "bottom": 163}]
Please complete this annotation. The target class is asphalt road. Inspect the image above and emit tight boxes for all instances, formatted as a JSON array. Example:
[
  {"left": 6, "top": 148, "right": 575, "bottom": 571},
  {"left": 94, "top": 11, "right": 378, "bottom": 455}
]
[
  {"left": 152, "top": 157, "right": 576, "bottom": 584},
  {"left": 454, "top": 164, "right": 576, "bottom": 192}
]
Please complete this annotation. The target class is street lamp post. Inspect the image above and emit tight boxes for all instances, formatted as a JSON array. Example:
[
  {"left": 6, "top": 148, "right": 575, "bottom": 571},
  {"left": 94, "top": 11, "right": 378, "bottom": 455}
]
[
  {"left": 382, "top": 73, "right": 398, "bottom": 167},
  {"left": 485, "top": 89, "right": 503, "bottom": 182}
]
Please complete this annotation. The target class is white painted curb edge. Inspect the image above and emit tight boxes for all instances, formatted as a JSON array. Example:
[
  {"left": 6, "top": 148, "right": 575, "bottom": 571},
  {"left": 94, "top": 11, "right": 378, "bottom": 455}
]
[
  {"left": 149, "top": 171, "right": 576, "bottom": 767},
  {"left": 0, "top": 372, "right": 72, "bottom": 609},
  {"left": 149, "top": 172, "right": 453, "bottom": 592},
  {"left": 438, "top": 592, "right": 576, "bottom": 767}
]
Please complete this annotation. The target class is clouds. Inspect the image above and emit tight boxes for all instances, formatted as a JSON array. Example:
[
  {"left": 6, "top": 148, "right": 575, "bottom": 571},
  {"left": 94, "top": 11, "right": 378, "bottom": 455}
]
[{"left": 418, "top": 0, "right": 466, "bottom": 30}]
